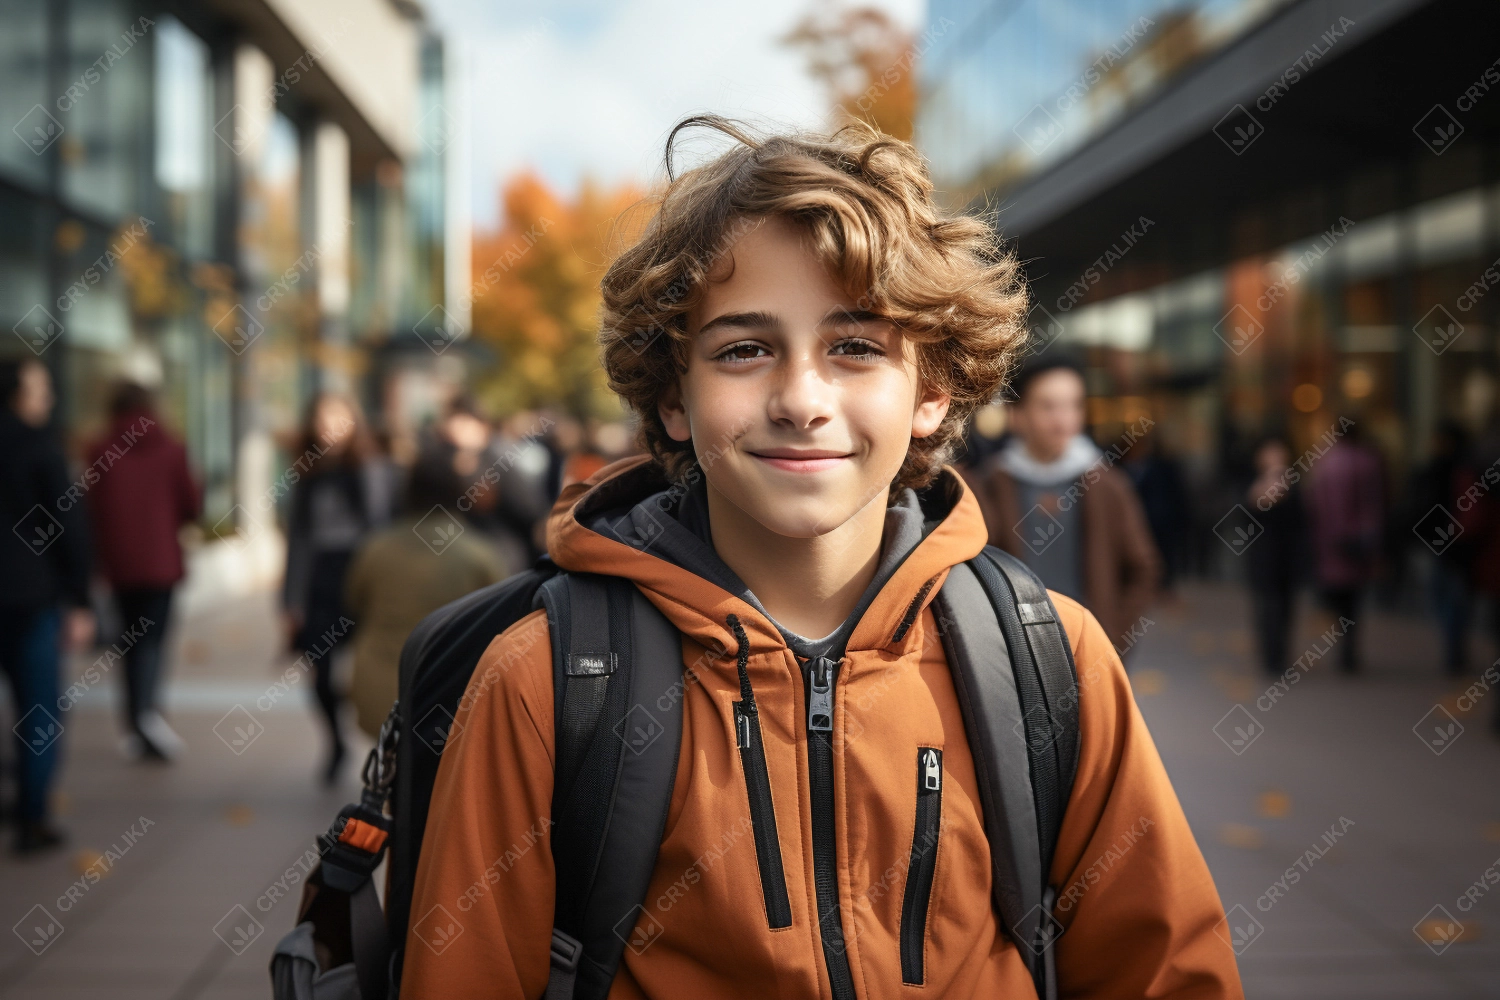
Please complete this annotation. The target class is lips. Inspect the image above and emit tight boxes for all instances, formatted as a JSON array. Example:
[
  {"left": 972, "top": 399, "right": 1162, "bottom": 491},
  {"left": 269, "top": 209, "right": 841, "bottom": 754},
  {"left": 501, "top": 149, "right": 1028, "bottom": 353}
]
[{"left": 749, "top": 448, "right": 853, "bottom": 474}]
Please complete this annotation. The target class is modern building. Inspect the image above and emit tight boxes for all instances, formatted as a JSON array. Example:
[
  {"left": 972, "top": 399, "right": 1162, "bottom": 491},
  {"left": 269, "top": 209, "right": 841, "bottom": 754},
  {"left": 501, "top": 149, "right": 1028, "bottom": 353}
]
[
  {"left": 919, "top": 0, "right": 1499, "bottom": 569},
  {"left": 0, "top": 0, "right": 468, "bottom": 528}
]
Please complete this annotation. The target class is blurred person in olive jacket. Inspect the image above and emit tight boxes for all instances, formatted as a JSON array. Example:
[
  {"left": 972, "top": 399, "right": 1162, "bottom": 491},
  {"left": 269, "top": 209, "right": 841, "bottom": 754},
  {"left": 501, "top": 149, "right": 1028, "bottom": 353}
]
[
  {"left": 344, "top": 446, "right": 505, "bottom": 738},
  {"left": 962, "top": 356, "right": 1160, "bottom": 656},
  {"left": 0, "top": 359, "right": 94, "bottom": 853},
  {"left": 86, "top": 382, "right": 201, "bottom": 760}
]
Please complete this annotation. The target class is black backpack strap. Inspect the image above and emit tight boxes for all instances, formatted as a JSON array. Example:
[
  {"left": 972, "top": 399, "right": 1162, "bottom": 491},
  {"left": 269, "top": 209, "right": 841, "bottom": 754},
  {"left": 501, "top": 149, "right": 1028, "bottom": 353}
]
[
  {"left": 934, "top": 546, "right": 1079, "bottom": 1000},
  {"left": 537, "top": 572, "right": 684, "bottom": 1000}
]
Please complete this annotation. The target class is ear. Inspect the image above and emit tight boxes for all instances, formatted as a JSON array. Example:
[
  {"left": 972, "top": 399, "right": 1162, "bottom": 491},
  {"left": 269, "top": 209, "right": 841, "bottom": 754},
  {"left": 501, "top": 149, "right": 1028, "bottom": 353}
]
[
  {"left": 658, "top": 378, "right": 692, "bottom": 443},
  {"left": 910, "top": 382, "right": 951, "bottom": 440}
]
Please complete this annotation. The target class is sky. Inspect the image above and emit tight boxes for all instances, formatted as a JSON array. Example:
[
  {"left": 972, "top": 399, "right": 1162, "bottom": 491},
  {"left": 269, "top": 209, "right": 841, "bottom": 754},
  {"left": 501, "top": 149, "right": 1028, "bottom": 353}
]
[{"left": 421, "top": 0, "right": 927, "bottom": 231}]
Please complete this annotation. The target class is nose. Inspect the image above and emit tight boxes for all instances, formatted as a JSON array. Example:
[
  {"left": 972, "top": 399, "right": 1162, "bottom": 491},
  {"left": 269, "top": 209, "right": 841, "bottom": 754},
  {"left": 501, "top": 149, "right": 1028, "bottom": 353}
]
[{"left": 765, "top": 344, "right": 837, "bottom": 431}]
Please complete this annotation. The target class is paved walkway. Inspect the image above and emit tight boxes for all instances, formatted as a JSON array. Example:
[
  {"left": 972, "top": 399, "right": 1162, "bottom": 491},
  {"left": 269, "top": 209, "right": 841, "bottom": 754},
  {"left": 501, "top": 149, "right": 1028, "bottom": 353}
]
[
  {"left": 1132, "top": 585, "right": 1500, "bottom": 999},
  {"left": 1, "top": 572, "right": 1498, "bottom": 998}
]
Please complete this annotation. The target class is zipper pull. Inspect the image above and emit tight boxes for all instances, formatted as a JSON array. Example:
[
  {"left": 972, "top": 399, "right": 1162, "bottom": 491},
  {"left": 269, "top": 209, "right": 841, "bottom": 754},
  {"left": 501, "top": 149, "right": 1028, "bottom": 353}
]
[
  {"left": 923, "top": 748, "right": 941, "bottom": 791},
  {"left": 807, "top": 656, "right": 835, "bottom": 732},
  {"left": 736, "top": 706, "right": 752, "bottom": 749}
]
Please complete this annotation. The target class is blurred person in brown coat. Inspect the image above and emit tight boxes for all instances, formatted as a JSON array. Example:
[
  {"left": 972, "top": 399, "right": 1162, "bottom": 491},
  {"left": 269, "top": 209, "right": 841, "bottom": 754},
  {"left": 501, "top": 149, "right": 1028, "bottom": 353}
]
[
  {"left": 344, "top": 447, "right": 505, "bottom": 739},
  {"left": 86, "top": 382, "right": 201, "bottom": 760},
  {"left": 962, "top": 357, "right": 1161, "bottom": 655}
]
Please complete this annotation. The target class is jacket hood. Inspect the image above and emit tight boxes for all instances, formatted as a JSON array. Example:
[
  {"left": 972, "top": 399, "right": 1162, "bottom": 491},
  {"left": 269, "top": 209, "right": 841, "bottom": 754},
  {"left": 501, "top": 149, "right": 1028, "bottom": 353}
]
[{"left": 546, "top": 455, "right": 991, "bottom": 663}]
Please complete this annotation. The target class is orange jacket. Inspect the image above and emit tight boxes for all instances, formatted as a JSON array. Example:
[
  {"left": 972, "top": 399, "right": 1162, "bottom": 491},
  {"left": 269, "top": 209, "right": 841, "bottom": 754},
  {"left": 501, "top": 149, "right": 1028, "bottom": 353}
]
[{"left": 401, "top": 455, "right": 1243, "bottom": 999}]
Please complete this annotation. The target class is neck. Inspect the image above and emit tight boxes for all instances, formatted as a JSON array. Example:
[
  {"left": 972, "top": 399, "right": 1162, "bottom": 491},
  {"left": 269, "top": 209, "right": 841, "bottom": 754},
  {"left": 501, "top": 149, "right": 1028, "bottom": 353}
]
[
  {"left": 704, "top": 479, "right": 889, "bottom": 640},
  {"left": 1022, "top": 436, "right": 1068, "bottom": 465}
]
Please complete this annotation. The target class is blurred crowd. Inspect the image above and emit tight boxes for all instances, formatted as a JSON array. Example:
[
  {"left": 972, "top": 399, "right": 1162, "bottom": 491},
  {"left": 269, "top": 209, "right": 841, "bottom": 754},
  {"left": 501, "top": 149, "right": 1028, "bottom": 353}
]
[
  {"left": 5, "top": 349, "right": 1500, "bottom": 857},
  {"left": 0, "top": 355, "right": 634, "bottom": 855}
]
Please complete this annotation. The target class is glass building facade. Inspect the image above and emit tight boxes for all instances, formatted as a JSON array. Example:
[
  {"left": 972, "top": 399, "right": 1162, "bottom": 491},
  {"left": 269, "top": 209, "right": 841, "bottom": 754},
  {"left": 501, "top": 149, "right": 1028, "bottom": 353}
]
[
  {"left": 0, "top": 0, "right": 452, "bottom": 524},
  {"left": 918, "top": 0, "right": 1499, "bottom": 579}
]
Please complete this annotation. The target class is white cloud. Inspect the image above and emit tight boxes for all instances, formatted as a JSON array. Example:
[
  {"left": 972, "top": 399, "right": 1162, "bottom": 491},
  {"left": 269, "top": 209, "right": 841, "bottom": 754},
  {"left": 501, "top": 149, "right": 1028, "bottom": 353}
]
[{"left": 423, "top": 0, "right": 927, "bottom": 229}]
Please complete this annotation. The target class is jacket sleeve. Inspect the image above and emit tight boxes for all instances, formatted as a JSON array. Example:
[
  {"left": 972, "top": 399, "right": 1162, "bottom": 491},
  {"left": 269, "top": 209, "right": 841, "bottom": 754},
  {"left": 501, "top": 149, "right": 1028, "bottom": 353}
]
[
  {"left": 399, "top": 608, "right": 558, "bottom": 1000},
  {"left": 1049, "top": 595, "right": 1244, "bottom": 1000}
]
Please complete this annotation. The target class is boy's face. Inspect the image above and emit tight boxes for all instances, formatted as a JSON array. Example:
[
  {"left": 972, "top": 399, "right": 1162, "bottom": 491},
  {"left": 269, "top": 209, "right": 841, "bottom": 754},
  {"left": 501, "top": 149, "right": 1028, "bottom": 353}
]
[{"left": 660, "top": 215, "right": 949, "bottom": 540}]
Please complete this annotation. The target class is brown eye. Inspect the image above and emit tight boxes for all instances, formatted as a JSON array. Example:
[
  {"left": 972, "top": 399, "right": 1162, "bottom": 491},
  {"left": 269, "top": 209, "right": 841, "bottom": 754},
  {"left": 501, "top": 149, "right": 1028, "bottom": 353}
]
[
  {"left": 716, "top": 342, "right": 768, "bottom": 362},
  {"left": 831, "top": 339, "right": 884, "bottom": 360}
]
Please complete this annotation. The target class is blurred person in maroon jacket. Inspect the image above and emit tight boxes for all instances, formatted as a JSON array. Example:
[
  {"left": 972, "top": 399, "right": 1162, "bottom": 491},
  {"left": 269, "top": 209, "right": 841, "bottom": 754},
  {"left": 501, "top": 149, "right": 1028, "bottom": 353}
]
[
  {"left": 86, "top": 382, "right": 201, "bottom": 760},
  {"left": 1306, "top": 423, "right": 1385, "bottom": 673}
]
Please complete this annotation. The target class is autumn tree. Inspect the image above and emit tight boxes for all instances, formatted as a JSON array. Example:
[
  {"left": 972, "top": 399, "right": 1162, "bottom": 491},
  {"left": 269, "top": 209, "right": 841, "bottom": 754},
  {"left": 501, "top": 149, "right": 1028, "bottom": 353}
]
[
  {"left": 782, "top": 2, "right": 917, "bottom": 140},
  {"left": 468, "top": 173, "right": 644, "bottom": 419}
]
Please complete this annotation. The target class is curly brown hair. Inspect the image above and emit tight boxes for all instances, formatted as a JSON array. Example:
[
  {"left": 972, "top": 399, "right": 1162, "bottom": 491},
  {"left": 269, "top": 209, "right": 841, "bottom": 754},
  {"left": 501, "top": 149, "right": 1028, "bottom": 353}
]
[{"left": 599, "top": 115, "right": 1029, "bottom": 493}]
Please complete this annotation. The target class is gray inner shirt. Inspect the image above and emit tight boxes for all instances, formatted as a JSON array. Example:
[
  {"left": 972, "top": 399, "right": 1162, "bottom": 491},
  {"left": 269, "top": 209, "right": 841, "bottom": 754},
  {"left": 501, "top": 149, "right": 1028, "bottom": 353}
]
[
  {"left": 1012, "top": 479, "right": 1084, "bottom": 601},
  {"left": 584, "top": 470, "right": 941, "bottom": 661}
]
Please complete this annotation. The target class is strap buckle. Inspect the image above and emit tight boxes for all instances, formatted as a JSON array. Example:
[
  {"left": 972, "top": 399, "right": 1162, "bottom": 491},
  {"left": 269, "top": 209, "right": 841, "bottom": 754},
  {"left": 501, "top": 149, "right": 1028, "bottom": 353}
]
[{"left": 550, "top": 927, "right": 583, "bottom": 972}]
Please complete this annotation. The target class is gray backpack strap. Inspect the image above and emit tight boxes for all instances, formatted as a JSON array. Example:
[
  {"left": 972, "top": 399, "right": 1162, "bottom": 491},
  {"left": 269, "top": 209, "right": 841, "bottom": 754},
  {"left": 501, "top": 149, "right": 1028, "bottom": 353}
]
[
  {"left": 535, "top": 572, "right": 684, "bottom": 1000},
  {"left": 934, "top": 546, "right": 1080, "bottom": 1000}
]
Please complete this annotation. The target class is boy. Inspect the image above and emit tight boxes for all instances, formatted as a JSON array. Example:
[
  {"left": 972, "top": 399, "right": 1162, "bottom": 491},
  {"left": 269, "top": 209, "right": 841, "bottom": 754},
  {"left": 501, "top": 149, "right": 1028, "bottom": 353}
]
[
  {"left": 963, "top": 357, "right": 1160, "bottom": 655},
  {"left": 401, "top": 119, "right": 1242, "bottom": 998}
]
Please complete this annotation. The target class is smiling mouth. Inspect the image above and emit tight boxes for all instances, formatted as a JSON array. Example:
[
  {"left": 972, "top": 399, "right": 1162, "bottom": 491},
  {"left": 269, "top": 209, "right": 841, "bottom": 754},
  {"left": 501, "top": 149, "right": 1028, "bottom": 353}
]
[{"left": 748, "top": 449, "right": 854, "bottom": 473}]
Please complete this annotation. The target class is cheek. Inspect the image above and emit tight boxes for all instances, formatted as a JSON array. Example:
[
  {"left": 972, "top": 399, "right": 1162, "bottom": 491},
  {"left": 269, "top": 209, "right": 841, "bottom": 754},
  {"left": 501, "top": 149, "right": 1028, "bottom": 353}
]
[{"left": 845, "top": 373, "right": 919, "bottom": 446}]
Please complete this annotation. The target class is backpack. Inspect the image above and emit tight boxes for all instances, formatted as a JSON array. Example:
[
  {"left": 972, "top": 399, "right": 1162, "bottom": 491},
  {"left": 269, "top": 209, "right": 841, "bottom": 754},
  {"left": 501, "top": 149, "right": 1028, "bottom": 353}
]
[{"left": 270, "top": 544, "right": 1080, "bottom": 1000}]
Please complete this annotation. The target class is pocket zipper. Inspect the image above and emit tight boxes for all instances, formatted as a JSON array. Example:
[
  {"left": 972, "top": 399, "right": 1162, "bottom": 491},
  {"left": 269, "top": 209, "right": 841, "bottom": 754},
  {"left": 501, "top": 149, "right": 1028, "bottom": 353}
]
[
  {"left": 726, "top": 615, "right": 792, "bottom": 930},
  {"left": 900, "top": 747, "right": 943, "bottom": 985}
]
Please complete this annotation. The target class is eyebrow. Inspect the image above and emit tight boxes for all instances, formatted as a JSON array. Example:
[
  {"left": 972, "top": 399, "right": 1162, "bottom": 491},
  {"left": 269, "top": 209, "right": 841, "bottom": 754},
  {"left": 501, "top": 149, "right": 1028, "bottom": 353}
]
[{"left": 696, "top": 307, "right": 889, "bottom": 339}]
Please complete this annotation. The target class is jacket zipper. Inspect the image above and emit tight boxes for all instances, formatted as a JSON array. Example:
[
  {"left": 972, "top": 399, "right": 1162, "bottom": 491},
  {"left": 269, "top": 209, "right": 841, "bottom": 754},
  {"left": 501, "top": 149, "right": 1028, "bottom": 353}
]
[
  {"left": 805, "top": 654, "right": 856, "bottom": 1000},
  {"left": 899, "top": 748, "right": 943, "bottom": 985},
  {"left": 728, "top": 616, "right": 792, "bottom": 928}
]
